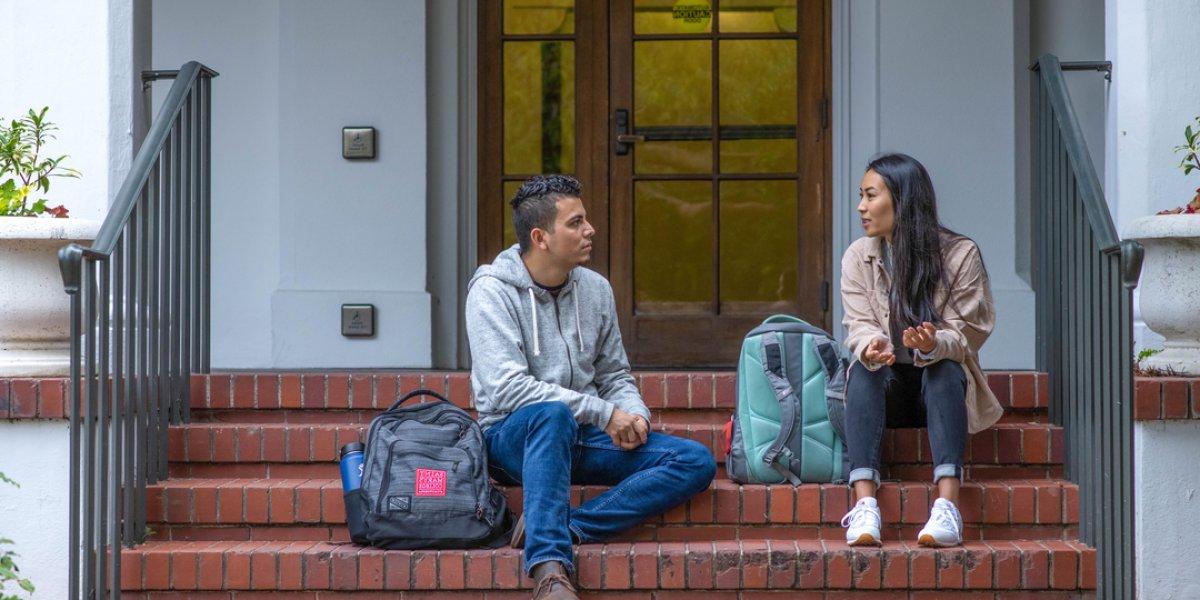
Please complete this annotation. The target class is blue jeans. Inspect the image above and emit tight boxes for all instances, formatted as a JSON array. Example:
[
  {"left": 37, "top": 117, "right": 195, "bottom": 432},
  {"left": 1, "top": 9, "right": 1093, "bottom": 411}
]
[
  {"left": 844, "top": 360, "right": 968, "bottom": 486},
  {"left": 484, "top": 401, "right": 716, "bottom": 575}
]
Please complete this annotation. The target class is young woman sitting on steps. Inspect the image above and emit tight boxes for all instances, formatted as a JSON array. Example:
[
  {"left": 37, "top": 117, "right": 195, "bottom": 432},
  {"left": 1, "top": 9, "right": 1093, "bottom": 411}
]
[{"left": 838, "top": 152, "right": 1003, "bottom": 548}]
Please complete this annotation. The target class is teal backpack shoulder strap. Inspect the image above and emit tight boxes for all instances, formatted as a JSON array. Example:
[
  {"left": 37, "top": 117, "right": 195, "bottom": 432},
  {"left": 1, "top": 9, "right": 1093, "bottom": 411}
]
[{"left": 758, "top": 331, "right": 803, "bottom": 485}]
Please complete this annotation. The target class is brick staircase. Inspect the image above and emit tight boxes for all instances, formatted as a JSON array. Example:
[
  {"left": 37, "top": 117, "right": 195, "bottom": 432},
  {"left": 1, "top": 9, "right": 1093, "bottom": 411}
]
[{"left": 120, "top": 371, "right": 1095, "bottom": 598}]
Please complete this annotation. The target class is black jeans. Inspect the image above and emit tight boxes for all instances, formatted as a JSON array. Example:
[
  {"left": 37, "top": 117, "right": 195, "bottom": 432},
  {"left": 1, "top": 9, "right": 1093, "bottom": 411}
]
[{"left": 844, "top": 360, "right": 968, "bottom": 486}]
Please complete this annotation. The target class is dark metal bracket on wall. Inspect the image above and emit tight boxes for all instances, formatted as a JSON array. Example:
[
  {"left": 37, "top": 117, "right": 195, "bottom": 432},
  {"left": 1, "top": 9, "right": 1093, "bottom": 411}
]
[
  {"left": 1029, "top": 60, "right": 1112, "bottom": 82},
  {"left": 143, "top": 67, "right": 221, "bottom": 92}
]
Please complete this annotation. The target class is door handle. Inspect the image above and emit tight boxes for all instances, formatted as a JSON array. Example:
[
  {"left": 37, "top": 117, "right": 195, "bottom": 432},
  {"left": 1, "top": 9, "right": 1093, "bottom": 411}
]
[{"left": 614, "top": 109, "right": 642, "bottom": 155}]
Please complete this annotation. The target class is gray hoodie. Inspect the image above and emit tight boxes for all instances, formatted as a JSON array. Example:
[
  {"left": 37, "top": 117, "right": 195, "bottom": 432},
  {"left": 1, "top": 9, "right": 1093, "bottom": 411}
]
[{"left": 465, "top": 245, "right": 650, "bottom": 431}]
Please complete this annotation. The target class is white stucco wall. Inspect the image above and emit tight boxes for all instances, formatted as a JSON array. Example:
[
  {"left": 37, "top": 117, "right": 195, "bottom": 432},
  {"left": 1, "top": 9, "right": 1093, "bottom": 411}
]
[
  {"left": 153, "top": 0, "right": 431, "bottom": 368},
  {"left": 833, "top": 0, "right": 1035, "bottom": 369},
  {"left": 0, "top": 421, "right": 72, "bottom": 600},
  {"left": 1135, "top": 420, "right": 1200, "bottom": 598},
  {"left": 0, "top": 0, "right": 143, "bottom": 221}
]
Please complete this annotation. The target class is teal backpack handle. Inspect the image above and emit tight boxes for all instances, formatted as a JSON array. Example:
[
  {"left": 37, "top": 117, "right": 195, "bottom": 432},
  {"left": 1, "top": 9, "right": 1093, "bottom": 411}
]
[{"left": 762, "top": 314, "right": 805, "bottom": 325}]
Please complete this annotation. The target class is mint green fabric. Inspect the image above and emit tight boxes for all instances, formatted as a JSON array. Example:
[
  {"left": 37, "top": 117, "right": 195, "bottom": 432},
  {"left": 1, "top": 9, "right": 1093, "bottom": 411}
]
[{"left": 732, "top": 314, "right": 844, "bottom": 484}]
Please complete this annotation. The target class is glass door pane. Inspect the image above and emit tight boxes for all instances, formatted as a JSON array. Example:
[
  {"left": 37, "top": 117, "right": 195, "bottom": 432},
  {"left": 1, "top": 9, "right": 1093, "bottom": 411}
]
[
  {"left": 634, "top": 180, "right": 713, "bottom": 313},
  {"left": 503, "top": 41, "right": 576, "bottom": 175},
  {"left": 718, "top": 39, "right": 797, "bottom": 173},
  {"left": 633, "top": 40, "right": 712, "bottom": 175}
]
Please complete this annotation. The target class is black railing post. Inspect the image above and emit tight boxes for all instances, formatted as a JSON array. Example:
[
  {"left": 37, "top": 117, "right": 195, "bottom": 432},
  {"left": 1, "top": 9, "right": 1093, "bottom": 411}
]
[
  {"left": 201, "top": 75, "right": 212, "bottom": 372},
  {"left": 1032, "top": 54, "right": 1143, "bottom": 599},
  {"left": 59, "top": 244, "right": 82, "bottom": 600},
  {"left": 60, "top": 62, "right": 217, "bottom": 600}
]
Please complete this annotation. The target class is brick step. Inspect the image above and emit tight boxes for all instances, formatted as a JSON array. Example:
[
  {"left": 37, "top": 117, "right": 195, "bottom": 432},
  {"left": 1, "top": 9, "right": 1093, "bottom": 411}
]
[
  {"left": 145, "top": 478, "right": 1079, "bottom": 543},
  {"left": 166, "top": 420, "right": 1063, "bottom": 479},
  {"left": 191, "top": 371, "right": 1049, "bottom": 414},
  {"left": 190, "top": 407, "right": 1048, "bottom": 425},
  {"left": 120, "top": 593, "right": 1098, "bottom": 600},
  {"left": 119, "top": 539, "right": 1095, "bottom": 592}
]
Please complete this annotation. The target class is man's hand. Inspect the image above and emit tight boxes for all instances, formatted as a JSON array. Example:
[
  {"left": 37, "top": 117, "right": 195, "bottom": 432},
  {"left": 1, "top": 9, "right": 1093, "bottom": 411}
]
[
  {"left": 605, "top": 408, "right": 648, "bottom": 450},
  {"left": 863, "top": 337, "right": 896, "bottom": 366},
  {"left": 901, "top": 322, "right": 938, "bottom": 355}
]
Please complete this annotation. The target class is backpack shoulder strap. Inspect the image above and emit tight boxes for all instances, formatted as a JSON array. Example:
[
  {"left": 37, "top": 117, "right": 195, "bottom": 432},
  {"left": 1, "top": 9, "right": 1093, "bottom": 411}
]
[{"left": 758, "top": 331, "right": 803, "bottom": 485}]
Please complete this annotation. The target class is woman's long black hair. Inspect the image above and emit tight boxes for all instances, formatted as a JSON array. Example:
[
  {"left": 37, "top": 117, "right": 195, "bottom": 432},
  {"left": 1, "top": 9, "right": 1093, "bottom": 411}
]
[{"left": 866, "top": 152, "right": 964, "bottom": 334}]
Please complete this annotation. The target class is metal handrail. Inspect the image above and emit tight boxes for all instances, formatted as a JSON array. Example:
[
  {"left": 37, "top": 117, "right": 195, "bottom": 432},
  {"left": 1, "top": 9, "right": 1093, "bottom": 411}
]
[
  {"left": 87, "top": 62, "right": 219, "bottom": 258},
  {"left": 1032, "top": 53, "right": 1143, "bottom": 600},
  {"left": 58, "top": 60, "right": 217, "bottom": 600},
  {"left": 1037, "top": 56, "right": 1120, "bottom": 252}
]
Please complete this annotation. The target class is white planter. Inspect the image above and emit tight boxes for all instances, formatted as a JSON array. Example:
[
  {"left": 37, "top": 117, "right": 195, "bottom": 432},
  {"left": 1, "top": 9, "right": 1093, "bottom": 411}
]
[
  {"left": 1124, "top": 214, "right": 1200, "bottom": 376},
  {"left": 0, "top": 217, "right": 102, "bottom": 376}
]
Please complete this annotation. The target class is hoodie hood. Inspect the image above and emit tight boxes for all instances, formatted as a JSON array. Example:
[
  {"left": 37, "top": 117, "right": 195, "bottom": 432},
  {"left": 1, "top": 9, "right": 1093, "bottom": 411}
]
[{"left": 468, "top": 244, "right": 584, "bottom": 357}]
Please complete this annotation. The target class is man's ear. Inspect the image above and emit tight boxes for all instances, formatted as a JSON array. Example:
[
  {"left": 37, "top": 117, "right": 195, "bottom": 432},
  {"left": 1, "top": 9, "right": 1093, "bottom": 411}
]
[{"left": 529, "top": 227, "right": 547, "bottom": 250}]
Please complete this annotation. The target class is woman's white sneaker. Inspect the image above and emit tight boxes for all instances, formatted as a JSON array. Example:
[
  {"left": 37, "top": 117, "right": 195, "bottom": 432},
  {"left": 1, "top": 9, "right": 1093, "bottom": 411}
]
[
  {"left": 917, "top": 498, "right": 963, "bottom": 547},
  {"left": 842, "top": 497, "right": 882, "bottom": 546}
]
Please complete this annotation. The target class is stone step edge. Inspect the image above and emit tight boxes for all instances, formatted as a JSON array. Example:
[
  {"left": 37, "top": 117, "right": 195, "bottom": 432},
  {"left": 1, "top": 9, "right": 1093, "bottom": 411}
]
[
  {"left": 119, "top": 539, "right": 1095, "bottom": 592},
  {"left": 145, "top": 478, "right": 1079, "bottom": 528},
  {"left": 167, "top": 421, "right": 1065, "bottom": 467}
]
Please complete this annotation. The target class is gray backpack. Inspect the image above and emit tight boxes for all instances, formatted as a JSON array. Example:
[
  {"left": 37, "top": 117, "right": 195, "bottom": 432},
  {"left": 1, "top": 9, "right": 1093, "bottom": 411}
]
[
  {"left": 724, "top": 315, "right": 851, "bottom": 484},
  {"left": 345, "top": 389, "right": 514, "bottom": 549}
]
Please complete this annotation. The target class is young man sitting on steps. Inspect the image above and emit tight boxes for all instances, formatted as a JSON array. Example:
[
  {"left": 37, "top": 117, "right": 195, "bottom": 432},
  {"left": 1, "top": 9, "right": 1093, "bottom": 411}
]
[{"left": 466, "top": 175, "right": 717, "bottom": 600}]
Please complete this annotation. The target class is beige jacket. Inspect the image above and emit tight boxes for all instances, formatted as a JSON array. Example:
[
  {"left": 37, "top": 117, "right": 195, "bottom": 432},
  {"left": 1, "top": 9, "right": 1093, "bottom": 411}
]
[{"left": 840, "top": 234, "right": 1003, "bottom": 434}]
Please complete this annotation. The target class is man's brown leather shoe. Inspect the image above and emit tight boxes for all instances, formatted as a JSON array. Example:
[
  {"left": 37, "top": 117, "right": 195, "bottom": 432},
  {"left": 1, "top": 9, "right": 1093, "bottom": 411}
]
[{"left": 531, "top": 571, "right": 578, "bottom": 600}]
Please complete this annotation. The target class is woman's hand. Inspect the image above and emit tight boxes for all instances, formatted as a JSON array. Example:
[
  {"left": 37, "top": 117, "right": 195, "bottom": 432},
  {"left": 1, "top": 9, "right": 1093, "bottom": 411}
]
[
  {"left": 902, "top": 322, "right": 938, "bottom": 355},
  {"left": 863, "top": 337, "right": 896, "bottom": 366}
]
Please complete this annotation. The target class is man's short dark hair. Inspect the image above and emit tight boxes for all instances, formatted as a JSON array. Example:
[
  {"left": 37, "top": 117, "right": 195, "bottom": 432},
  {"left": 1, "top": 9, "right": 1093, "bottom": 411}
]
[{"left": 510, "top": 174, "right": 582, "bottom": 253}]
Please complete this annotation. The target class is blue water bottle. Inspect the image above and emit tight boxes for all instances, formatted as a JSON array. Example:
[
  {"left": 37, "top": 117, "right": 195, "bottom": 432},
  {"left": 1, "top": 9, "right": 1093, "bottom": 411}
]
[{"left": 339, "top": 442, "right": 365, "bottom": 492}]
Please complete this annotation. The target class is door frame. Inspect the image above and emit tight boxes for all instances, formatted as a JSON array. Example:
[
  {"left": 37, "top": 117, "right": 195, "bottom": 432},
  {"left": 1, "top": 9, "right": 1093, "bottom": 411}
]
[
  {"left": 606, "top": 0, "right": 833, "bottom": 366},
  {"left": 476, "top": 0, "right": 834, "bottom": 366},
  {"left": 477, "top": 1, "right": 613, "bottom": 276}
]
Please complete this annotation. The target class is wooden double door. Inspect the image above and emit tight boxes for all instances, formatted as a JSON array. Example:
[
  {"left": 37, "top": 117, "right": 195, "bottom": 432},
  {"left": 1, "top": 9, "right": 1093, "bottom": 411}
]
[{"left": 479, "top": 0, "right": 831, "bottom": 367}]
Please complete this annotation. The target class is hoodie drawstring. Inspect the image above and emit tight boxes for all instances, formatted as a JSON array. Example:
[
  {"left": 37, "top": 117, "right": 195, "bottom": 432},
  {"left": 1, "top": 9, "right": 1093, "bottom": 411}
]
[
  {"left": 528, "top": 284, "right": 584, "bottom": 357},
  {"left": 574, "top": 291, "right": 583, "bottom": 352},
  {"left": 528, "top": 287, "right": 541, "bottom": 357}
]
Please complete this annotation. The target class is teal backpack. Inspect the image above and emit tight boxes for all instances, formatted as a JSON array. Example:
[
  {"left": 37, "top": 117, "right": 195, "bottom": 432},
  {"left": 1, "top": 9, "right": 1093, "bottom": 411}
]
[{"left": 724, "top": 315, "right": 850, "bottom": 484}]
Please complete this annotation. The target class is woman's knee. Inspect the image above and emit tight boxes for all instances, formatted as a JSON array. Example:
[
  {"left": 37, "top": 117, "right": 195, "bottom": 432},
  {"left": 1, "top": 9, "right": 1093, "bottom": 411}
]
[
  {"left": 923, "top": 359, "right": 965, "bottom": 380},
  {"left": 921, "top": 360, "right": 967, "bottom": 399},
  {"left": 849, "top": 360, "right": 889, "bottom": 382},
  {"left": 846, "top": 361, "right": 889, "bottom": 413}
]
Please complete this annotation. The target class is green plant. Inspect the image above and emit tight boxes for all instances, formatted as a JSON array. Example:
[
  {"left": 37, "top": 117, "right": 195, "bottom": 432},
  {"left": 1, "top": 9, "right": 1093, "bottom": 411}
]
[
  {"left": 0, "top": 107, "right": 79, "bottom": 217},
  {"left": 1162, "top": 116, "right": 1200, "bottom": 214},
  {"left": 1175, "top": 116, "right": 1200, "bottom": 176},
  {"left": 0, "top": 473, "right": 34, "bottom": 599}
]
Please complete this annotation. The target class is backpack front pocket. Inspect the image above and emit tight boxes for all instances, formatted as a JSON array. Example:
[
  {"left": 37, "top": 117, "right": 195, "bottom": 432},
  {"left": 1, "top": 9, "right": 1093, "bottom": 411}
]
[{"left": 375, "top": 442, "right": 479, "bottom": 516}]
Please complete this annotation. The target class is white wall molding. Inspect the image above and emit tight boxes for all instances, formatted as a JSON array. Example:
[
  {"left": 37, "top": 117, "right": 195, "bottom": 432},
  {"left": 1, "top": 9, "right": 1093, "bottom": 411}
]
[
  {"left": 426, "top": 0, "right": 478, "bottom": 369},
  {"left": 830, "top": 0, "right": 880, "bottom": 342}
]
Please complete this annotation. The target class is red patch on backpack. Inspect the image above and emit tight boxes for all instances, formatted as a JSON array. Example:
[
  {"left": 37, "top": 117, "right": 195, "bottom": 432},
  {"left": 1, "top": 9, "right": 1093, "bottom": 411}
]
[{"left": 415, "top": 468, "right": 448, "bottom": 496}]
